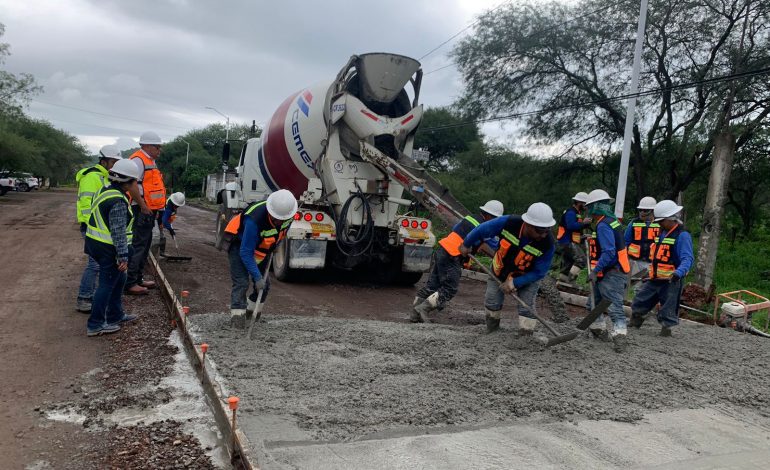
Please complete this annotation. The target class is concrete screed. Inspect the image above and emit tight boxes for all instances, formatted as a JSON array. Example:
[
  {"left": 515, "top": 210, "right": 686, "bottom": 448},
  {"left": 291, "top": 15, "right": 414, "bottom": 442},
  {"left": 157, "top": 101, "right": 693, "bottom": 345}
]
[{"left": 189, "top": 312, "right": 770, "bottom": 469}]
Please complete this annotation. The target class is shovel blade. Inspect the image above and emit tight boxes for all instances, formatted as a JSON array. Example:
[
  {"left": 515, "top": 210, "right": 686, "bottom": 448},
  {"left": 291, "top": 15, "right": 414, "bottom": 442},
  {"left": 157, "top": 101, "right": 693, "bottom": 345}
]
[
  {"left": 545, "top": 331, "right": 581, "bottom": 347},
  {"left": 576, "top": 298, "right": 612, "bottom": 330}
]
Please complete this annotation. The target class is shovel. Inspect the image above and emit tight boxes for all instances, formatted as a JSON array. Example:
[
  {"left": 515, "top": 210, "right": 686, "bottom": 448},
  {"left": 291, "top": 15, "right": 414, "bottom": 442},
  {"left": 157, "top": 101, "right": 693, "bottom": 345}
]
[
  {"left": 468, "top": 254, "right": 608, "bottom": 347},
  {"left": 162, "top": 235, "right": 192, "bottom": 262},
  {"left": 247, "top": 255, "right": 273, "bottom": 340}
]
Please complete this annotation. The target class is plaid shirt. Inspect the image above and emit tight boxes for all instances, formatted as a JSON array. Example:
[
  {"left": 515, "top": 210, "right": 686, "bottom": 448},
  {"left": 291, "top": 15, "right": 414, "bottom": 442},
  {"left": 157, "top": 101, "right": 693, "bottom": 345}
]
[{"left": 108, "top": 200, "right": 129, "bottom": 261}]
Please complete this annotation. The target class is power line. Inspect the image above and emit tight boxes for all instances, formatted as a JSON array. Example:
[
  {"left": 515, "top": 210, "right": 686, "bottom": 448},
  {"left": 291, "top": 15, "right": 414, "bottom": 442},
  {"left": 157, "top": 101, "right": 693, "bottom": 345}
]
[
  {"left": 30, "top": 98, "right": 191, "bottom": 131},
  {"left": 419, "top": 66, "right": 770, "bottom": 132}
]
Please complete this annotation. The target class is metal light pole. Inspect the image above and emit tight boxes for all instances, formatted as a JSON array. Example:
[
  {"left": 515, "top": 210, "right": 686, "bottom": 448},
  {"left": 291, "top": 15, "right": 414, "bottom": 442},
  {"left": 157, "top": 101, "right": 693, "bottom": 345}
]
[
  {"left": 181, "top": 139, "right": 190, "bottom": 172},
  {"left": 205, "top": 106, "right": 230, "bottom": 141},
  {"left": 614, "top": 0, "right": 649, "bottom": 219}
]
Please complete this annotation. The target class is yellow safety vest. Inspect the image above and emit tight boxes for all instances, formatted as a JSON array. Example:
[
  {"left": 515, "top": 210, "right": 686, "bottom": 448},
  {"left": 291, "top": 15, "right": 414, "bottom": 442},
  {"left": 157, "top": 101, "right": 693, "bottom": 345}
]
[{"left": 85, "top": 187, "right": 134, "bottom": 245}]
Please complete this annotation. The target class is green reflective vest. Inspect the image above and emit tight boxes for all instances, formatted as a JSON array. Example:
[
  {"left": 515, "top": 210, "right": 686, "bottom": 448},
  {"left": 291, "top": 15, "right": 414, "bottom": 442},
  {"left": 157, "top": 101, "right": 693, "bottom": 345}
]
[
  {"left": 85, "top": 187, "right": 134, "bottom": 246},
  {"left": 75, "top": 164, "right": 109, "bottom": 223}
]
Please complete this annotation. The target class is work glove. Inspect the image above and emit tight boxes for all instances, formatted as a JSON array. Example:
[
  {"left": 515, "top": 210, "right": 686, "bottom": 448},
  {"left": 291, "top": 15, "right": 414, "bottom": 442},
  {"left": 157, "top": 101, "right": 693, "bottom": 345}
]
[
  {"left": 459, "top": 244, "right": 471, "bottom": 256},
  {"left": 583, "top": 217, "right": 593, "bottom": 226},
  {"left": 670, "top": 273, "right": 681, "bottom": 284},
  {"left": 588, "top": 270, "right": 599, "bottom": 284},
  {"left": 254, "top": 276, "right": 267, "bottom": 291},
  {"left": 500, "top": 277, "right": 516, "bottom": 294}
]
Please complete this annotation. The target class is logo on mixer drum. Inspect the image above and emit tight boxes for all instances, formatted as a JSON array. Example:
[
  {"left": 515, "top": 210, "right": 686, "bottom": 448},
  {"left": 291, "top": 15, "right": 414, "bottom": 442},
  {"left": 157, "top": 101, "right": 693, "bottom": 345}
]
[{"left": 296, "top": 90, "right": 313, "bottom": 117}]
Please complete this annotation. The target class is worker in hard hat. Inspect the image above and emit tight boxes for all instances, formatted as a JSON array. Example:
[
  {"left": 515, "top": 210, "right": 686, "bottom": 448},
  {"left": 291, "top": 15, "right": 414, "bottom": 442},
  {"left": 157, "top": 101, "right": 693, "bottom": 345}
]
[
  {"left": 157, "top": 192, "right": 186, "bottom": 256},
  {"left": 224, "top": 189, "right": 298, "bottom": 328},
  {"left": 584, "top": 189, "right": 631, "bottom": 353},
  {"left": 630, "top": 200, "right": 693, "bottom": 337},
  {"left": 74, "top": 145, "right": 123, "bottom": 313},
  {"left": 624, "top": 196, "right": 660, "bottom": 284},
  {"left": 125, "top": 131, "right": 167, "bottom": 295},
  {"left": 555, "top": 192, "right": 592, "bottom": 283},
  {"left": 411, "top": 200, "right": 505, "bottom": 323},
  {"left": 83, "top": 159, "right": 142, "bottom": 336},
  {"left": 459, "top": 202, "right": 556, "bottom": 336}
]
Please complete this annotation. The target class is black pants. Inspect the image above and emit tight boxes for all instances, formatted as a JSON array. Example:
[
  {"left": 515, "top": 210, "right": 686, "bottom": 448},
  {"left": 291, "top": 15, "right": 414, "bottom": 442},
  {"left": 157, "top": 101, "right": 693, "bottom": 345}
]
[
  {"left": 126, "top": 207, "right": 156, "bottom": 288},
  {"left": 556, "top": 242, "right": 586, "bottom": 275},
  {"left": 415, "top": 247, "right": 463, "bottom": 308}
]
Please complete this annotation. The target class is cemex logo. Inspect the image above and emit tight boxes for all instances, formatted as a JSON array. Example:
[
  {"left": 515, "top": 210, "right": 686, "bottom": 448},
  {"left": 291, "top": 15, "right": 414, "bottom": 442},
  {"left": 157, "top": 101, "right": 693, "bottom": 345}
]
[{"left": 296, "top": 90, "right": 313, "bottom": 117}]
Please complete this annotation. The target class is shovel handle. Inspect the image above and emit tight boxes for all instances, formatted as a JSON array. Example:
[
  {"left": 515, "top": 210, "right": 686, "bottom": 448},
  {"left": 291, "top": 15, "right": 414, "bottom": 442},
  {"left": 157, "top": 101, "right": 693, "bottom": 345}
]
[{"left": 247, "top": 254, "right": 274, "bottom": 339}]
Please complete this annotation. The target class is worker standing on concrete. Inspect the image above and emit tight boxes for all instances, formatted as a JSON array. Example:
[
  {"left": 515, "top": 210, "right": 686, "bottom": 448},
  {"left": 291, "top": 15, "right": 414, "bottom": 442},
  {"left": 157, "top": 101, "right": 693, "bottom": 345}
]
[
  {"left": 224, "top": 189, "right": 297, "bottom": 328},
  {"left": 630, "top": 200, "right": 693, "bottom": 337},
  {"left": 125, "top": 131, "right": 166, "bottom": 295},
  {"left": 585, "top": 189, "right": 631, "bottom": 353},
  {"left": 555, "top": 192, "right": 592, "bottom": 283},
  {"left": 624, "top": 196, "right": 660, "bottom": 279},
  {"left": 84, "top": 160, "right": 141, "bottom": 336},
  {"left": 460, "top": 203, "right": 556, "bottom": 336},
  {"left": 411, "top": 200, "right": 504, "bottom": 323},
  {"left": 157, "top": 192, "right": 185, "bottom": 256},
  {"left": 74, "top": 145, "right": 123, "bottom": 313}
]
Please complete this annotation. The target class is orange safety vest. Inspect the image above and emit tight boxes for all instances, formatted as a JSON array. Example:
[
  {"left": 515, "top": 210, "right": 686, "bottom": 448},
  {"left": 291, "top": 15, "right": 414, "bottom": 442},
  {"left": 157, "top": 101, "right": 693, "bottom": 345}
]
[
  {"left": 492, "top": 215, "right": 552, "bottom": 281},
  {"left": 438, "top": 215, "right": 481, "bottom": 256},
  {"left": 648, "top": 225, "right": 681, "bottom": 280},
  {"left": 130, "top": 150, "right": 166, "bottom": 210},
  {"left": 627, "top": 219, "right": 660, "bottom": 260},
  {"left": 224, "top": 201, "right": 292, "bottom": 264},
  {"left": 556, "top": 206, "right": 584, "bottom": 244},
  {"left": 587, "top": 216, "right": 631, "bottom": 278}
]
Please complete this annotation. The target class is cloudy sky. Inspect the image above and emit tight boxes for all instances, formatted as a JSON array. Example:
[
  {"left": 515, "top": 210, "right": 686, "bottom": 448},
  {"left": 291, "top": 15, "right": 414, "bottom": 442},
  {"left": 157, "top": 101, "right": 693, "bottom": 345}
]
[{"left": 0, "top": 0, "right": 510, "bottom": 153}]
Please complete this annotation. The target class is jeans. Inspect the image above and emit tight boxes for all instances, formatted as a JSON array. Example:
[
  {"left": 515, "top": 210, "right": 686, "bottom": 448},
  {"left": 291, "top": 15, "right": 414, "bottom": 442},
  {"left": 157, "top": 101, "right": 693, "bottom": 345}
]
[
  {"left": 87, "top": 255, "right": 127, "bottom": 331},
  {"left": 484, "top": 276, "right": 540, "bottom": 318},
  {"left": 126, "top": 207, "right": 156, "bottom": 287},
  {"left": 629, "top": 259, "right": 650, "bottom": 295},
  {"left": 229, "top": 243, "right": 270, "bottom": 309},
  {"left": 589, "top": 270, "right": 628, "bottom": 334},
  {"left": 415, "top": 247, "right": 462, "bottom": 308},
  {"left": 77, "top": 226, "right": 99, "bottom": 301},
  {"left": 556, "top": 242, "right": 586, "bottom": 275},
  {"left": 631, "top": 278, "right": 683, "bottom": 328}
]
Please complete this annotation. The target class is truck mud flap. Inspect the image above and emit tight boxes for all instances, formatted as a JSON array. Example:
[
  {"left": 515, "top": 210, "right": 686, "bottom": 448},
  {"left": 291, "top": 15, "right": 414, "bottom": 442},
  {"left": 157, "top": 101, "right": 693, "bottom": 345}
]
[
  {"left": 288, "top": 239, "right": 326, "bottom": 269},
  {"left": 402, "top": 245, "right": 432, "bottom": 272}
]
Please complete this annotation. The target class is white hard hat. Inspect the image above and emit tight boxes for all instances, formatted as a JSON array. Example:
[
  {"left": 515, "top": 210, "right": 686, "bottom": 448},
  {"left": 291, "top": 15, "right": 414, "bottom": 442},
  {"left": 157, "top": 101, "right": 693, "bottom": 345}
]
[
  {"left": 637, "top": 196, "right": 657, "bottom": 210},
  {"left": 585, "top": 189, "right": 614, "bottom": 205},
  {"left": 99, "top": 144, "right": 122, "bottom": 160},
  {"left": 169, "top": 192, "right": 186, "bottom": 207},
  {"left": 266, "top": 189, "right": 298, "bottom": 220},
  {"left": 109, "top": 159, "right": 142, "bottom": 182},
  {"left": 653, "top": 200, "right": 683, "bottom": 221},
  {"left": 139, "top": 131, "right": 162, "bottom": 145},
  {"left": 479, "top": 199, "right": 504, "bottom": 218},
  {"left": 521, "top": 202, "right": 556, "bottom": 228},
  {"left": 572, "top": 191, "right": 589, "bottom": 203}
]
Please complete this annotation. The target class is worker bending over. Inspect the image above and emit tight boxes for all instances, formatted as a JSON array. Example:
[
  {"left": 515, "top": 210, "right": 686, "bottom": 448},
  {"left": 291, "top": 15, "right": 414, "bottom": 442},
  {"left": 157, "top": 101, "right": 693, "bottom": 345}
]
[
  {"left": 630, "top": 200, "right": 693, "bottom": 337},
  {"left": 555, "top": 191, "right": 591, "bottom": 282},
  {"left": 411, "top": 200, "right": 504, "bottom": 323},
  {"left": 158, "top": 192, "right": 185, "bottom": 256},
  {"left": 225, "top": 189, "right": 297, "bottom": 328},
  {"left": 585, "top": 189, "right": 631, "bottom": 353},
  {"left": 460, "top": 203, "right": 555, "bottom": 336}
]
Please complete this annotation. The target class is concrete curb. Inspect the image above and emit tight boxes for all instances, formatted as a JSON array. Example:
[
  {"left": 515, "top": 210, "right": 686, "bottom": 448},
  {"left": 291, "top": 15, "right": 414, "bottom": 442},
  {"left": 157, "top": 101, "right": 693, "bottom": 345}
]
[{"left": 149, "top": 252, "right": 259, "bottom": 470}]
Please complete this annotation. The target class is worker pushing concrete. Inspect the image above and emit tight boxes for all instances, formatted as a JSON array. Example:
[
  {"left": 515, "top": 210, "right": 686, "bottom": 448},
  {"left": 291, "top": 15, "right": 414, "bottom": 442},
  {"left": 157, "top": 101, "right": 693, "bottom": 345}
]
[
  {"left": 624, "top": 196, "right": 660, "bottom": 282},
  {"left": 223, "top": 189, "right": 298, "bottom": 329},
  {"left": 555, "top": 191, "right": 592, "bottom": 283},
  {"left": 411, "top": 200, "right": 504, "bottom": 323},
  {"left": 126, "top": 131, "right": 167, "bottom": 295},
  {"left": 74, "top": 145, "right": 123, "bottom": 313},
  {"left": 460, "top": 203, "right": 556, "bottom": 336},
  {"left": 157, "top": 192, "right": 185, "bottom": 256},
  {"left": 630, "top": 200, "right": 693, "bottom": 337},
  {"left": 585, "top": 189, "right": 631, "bottom": 353}
]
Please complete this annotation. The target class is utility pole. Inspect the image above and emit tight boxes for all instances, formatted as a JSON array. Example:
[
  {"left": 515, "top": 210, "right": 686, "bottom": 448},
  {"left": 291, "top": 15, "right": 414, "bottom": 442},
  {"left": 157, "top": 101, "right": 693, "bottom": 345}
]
[{"left": 614, "top": 0, "right": 649, "bottom": 219}]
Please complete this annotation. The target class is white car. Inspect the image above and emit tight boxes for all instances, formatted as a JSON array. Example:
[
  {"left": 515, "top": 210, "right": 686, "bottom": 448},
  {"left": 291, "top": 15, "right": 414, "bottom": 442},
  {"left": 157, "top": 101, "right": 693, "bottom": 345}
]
[
  {"left": 0, "top": 172, "right": 16, "bottom": 195},
  {"left": 14, "top": 173, "right": 39, "bottom": 192}
]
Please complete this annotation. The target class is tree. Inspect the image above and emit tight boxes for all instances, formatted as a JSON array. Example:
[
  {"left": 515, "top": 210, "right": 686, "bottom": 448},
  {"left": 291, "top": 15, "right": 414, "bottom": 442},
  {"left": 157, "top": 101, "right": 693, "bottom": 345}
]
[
  {"left": 452, "top": 0, "right": 770, "bottom": 203},
  {"left": 0, "top": 23, "right": 41, "bottom": 114},
  {"left": 726, "top": 126, "right": 770, "bottom": 236},
  {"left": 414, "top": 107, "right": 482, "bottom": 170}
]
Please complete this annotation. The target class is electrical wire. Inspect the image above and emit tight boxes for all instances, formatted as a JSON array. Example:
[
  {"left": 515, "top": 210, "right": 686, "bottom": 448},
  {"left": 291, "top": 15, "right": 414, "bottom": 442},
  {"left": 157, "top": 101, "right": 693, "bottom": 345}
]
[
  {"left": 419, "top": 66, "right": 770, "bottom": 132},
  {"left": 31, "top": 98, "right": 191, "bottom": 131}
]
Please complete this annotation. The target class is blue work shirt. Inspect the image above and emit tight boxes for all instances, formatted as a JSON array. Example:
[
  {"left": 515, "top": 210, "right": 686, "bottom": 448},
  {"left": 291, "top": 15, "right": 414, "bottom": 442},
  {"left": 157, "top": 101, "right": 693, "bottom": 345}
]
[
  {"left": 558, "top": 207, "right": 583, "bottom": 245},
  {"left": 238, "top": 216, "right": 264, "bottom": 281},
  {"left": 664, "top": 227, "right": 694, "bottom": 278},
  {"left": 463, "top": 216, "right": 555, "bottom": 289},
  {"left": 161, "top": 202, "right": 177, "bottom": 231},
  {"left": 593, "top": 219, "right": 621, "bottom": 274}
]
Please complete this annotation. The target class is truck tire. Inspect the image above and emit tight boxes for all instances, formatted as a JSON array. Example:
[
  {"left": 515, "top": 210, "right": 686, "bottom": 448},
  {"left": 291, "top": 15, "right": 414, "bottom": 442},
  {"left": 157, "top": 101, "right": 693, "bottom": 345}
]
[
  {"left": 393, "top": 271, "right": 423, "bottom": 286},
  {"left": 0, "top": 188, "right": 7, "bottom": 196},
  {"left": 272, "top": 238, "right": 298, "bottom": 282},
  {"left": 18, "top": 183, "right": 29, "bottom": 192}
]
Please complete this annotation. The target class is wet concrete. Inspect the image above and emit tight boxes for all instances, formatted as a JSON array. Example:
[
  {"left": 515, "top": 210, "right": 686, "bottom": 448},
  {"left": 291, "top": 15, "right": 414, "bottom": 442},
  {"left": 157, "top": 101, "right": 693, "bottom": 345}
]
[{"left": 189, "top": 312, "right": 770, "bottom": 468}]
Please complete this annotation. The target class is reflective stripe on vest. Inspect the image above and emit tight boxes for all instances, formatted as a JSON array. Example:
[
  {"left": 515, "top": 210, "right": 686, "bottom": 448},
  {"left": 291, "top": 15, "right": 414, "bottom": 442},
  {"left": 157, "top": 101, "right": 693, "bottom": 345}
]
[
  {"left": 492, "top": 223, "right": 546, "bottom": 279},
  {"left": 85, "top": 188, "right": 134, "bottom": 245},
  {"left": 628, "top": 221, "right": 660, "bottom": 260},
  {"left": 131, "top": 150, "right": 166, "bottom": 210},
  {"left": 438, "top": 215, "right": 480, "bottom": 256},
  {"left": 76, "top": 166, "right": 109, "bottom": 223},
  {"left": 556, "top": 208, "right": 583, "bottom": 244},
  {"left": 649, "top": 227, "right": 680, "bottom": 279},
  {"left": 587, "top": 217, "right": 630, "bottom": 277}
]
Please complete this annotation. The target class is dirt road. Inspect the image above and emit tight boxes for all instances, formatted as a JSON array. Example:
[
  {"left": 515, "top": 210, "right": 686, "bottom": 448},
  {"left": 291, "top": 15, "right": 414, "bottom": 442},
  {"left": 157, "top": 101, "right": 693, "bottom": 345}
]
[{"left": 0, "top": 189, "right": 220, "bottom": 469}]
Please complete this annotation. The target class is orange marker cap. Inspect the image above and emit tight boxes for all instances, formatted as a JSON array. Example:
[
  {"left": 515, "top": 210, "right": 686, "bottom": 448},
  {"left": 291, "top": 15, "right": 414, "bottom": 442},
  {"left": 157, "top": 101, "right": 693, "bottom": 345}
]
[
  {"left": 201, "top": 343, "right": 209, "bottom": 353},
  {"left": 228, "top": 396, "right": 239, "bottom": 410},
  {"left": 182, "top": 306, "right": 190, "bottom": 314},
  {"left": 181, "top": 290, "right": 190, "bottom": 298}
]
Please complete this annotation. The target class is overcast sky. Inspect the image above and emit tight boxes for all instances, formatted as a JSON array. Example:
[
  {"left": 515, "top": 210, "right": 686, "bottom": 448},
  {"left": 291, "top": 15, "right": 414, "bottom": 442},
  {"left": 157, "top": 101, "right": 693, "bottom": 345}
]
[{"left": 0, "top": 0, "right": 510, "bottom": 153}]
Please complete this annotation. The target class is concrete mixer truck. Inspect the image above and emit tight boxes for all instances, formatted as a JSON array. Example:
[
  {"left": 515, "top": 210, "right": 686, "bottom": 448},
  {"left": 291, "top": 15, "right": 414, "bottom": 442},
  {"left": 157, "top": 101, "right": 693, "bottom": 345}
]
[{"left": 215, "top": 53, "right": 471, "bottom": 284}]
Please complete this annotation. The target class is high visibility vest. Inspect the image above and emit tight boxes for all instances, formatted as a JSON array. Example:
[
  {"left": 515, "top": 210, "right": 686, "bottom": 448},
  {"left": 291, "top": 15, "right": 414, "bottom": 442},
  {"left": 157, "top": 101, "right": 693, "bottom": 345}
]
[
  {"left": 556, "top": 207, "right": 584, "bottom": 244},
  {"left": 492, "top": 215, "right": 553, "bottom": 281},
  {"left": 627, "top": 218, "right": 660, "bottom": 260},
  {"left": 438, "top": 215, "right": 480, "bottom": 256},
  {"left": 165, "top": 199, "right": 177, "bottom": 224},
  {"left": 75, "top": 164, "right": 109, "bottom": 223},
  {"left": 224, "top": 200, "right": 292, "bottom": 264},
  {"left": 649, "top": 225, "right": 683, "bottom": 280},
  {"left": 588, "top": 216, "right": 631, "bottom": 277},
  {"left": 85, "top": 187, "right": 134, "bottom": 245},
  {"left": 130, "top": 150, "right": 166, "bottom": 210}
]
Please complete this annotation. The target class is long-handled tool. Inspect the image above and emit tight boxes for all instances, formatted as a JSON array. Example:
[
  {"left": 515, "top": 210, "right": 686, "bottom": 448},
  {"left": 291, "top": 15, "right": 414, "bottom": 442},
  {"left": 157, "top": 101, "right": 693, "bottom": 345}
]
[
  {"left": 162, "top": 235, "right": 192, "bottom": 262},
  {"left": 247, "top": 255, "right": 273, "bottom": 340},
  {"left": 468, "top": 254, "right": 609, "bottom": 347}
]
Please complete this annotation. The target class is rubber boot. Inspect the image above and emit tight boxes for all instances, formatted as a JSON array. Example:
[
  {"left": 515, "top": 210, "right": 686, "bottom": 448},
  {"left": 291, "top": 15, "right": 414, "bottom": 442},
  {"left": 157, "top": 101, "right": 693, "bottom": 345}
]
[
  {"left": 612, "top": 334, "right": 628, "bottom": 353},
  {"left": 659, "top": 326, "right": 672, "bottom": 337},
  {"left": 558, "top": 273, "right": 571, "bottom": 283},
  {"left": 414, "top": 301, "right": 435, "bottom": 323},
  {"left": 230, "top": 308, "right": 247, "bottom": 329},
  {"left": 630, "top": 313, "right": 645, "bottom": 329},
  {"left": 568, "top": 265, "right": 582, "bottom": 282},
  {"left": 410, "top": 296, "right": 427, "bottom": 323},
  {"left": 246, "top": 298, "right": 257, "bottom": 314},
  {"left": 517, "top": 316, "right": 538, "bottom": 337},
  {"left": 485, "top": 308, "right": 501, "bottom": 333}
]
